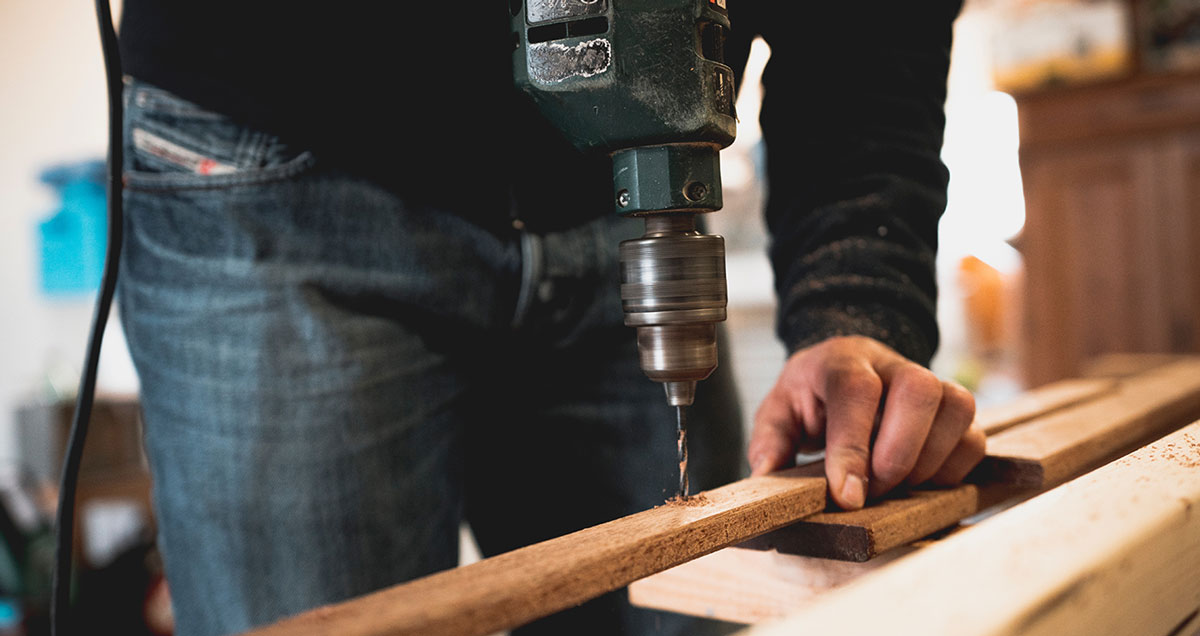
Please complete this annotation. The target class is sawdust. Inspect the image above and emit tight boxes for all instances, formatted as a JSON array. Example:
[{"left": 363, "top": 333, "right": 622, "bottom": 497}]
[
  {"left": 663, "top": 493, "right": 710, "bottom": 508},
  {"left": 1122, "top": 432, "right": 1200, "bottom": 469},
  {"left": 1161, "top": 433, "right": 1200, "bottom": 468}
]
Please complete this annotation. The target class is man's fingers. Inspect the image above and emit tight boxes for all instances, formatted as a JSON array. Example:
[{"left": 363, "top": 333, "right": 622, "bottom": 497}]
[
  {"left": 907, "top": 381, "right": 976, "bottom": 485},
  {"left": 748, "top": 387, "right": 804, "bottom": 476},
  {"left": 868, "top": 361, "right": 943, "bottom": 497},
  {"left": 930, "top": 425, "right": 987, "bottom": 486},
  {"left": 751, "top": 337, "right": 981, "bottom": 509},
  {"left": 818, "top": 359, "right": 883, "bottom": 510}
]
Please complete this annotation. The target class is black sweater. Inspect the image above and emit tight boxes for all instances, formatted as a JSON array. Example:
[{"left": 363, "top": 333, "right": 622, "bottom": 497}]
[{"left": 119, "top": 2, "right": 961, "bottom": 365}]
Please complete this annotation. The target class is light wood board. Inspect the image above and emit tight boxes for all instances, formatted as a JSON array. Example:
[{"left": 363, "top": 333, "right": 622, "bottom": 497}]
[
  {"left": 628, "top": 546, "right": 914, "bottom": 624},
  {"left": 976, "top": 377, "right": 1116, "bottom": 435},
  {"left": 982, "top": 358, "right": 1200, "bottom": 487},
  {"left": 240, "top": 468, "right": 825, "bottom": 636},
  {"left": 744, "top": 420, "right": 1200, "bottom": 636}
]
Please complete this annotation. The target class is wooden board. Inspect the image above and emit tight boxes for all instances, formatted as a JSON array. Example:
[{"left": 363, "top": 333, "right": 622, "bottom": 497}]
[
  {"left": 739, "top": 484, "right": 1022, "bottom": 562},
  {"left": 982, "top": 358, "right": 1200, "bottom": 487},
  {"left": 976, "top": 377, "right": 1116, "bottom": 435},
  {"left": 241, "top": 469, "right": 826, "bottom": 636},
  {"left": 628, "top": 546, "right": 914, "bottom": 624},
  {"left": 744, "top": 421, "right": 1200, "bottom": 636}
]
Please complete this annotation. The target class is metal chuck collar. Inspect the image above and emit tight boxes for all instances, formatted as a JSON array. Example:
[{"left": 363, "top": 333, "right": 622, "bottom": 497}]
[{"left": 619, "top": 214, "right": 727, "bottom": 406}]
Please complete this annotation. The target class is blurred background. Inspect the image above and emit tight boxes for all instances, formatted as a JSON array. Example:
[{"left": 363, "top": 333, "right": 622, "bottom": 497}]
[{"left": 2, "top": 0, "right": 1200, "bottom": 633}]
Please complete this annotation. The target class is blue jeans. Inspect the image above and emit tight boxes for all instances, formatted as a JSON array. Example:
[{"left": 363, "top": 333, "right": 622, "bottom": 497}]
[{"left": 119, "top": 80, "right": 744, "bottom": 636}]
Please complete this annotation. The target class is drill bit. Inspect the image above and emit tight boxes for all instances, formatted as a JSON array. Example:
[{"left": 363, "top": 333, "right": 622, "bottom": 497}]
[{"left": 676, "top": 405, "right": 689, "bottom": 499}]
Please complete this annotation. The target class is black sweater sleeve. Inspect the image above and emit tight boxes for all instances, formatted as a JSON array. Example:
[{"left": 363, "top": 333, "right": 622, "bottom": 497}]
[{"left": 730, "top": 3, "right": 962, "bottom": 366}]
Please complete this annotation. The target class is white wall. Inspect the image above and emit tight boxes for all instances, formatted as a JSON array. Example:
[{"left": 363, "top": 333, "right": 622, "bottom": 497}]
[{"left": 0, "top": 0, "right": 135, "bottom": 462}]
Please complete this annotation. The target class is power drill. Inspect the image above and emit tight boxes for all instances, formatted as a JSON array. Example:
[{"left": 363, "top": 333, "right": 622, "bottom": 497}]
[{"left": 512, "top": 0, "right": 736, "bottom": 497}]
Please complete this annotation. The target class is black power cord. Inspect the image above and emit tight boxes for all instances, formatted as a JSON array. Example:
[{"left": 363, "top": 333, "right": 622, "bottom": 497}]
[{"left": 51, "top": 0, "right": 123, "bottom": 633}]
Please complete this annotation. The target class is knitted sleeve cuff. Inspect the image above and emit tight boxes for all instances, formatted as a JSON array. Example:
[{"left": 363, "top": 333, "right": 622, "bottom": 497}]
[{"left": 777, "top": 299, "right": 938, "bottom": 367}]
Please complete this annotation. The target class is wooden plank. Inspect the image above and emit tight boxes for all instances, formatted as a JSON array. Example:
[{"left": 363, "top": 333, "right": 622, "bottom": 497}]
[
  {"left": 241, "top": 469, "right": 826, "bottom": 636},
  {"left": 744, "top": 421, "right": 1200, "bottom": 636},
  {"left": 976, "top": 377, "right": 1116, "bottom": 435},
  {"left": 628, "top": 546, "right": 914, "bottom": 624},
  {"left": 739, "top": 483, "right": 1026, "bottom": 562},
  {"left": 982, "top": 358, "right": 1200, "bottom": 488}
]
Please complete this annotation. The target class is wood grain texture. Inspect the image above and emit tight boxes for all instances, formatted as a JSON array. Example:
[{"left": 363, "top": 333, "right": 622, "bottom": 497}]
[
  {"left": 241, "top": 469, "right": 825, "bottom": 636},
  {"left": 976, "top": 377, "right": 1116, "bottom": 435},
  {"left": 741, "top": 485, "right": 984, "bottom": 562},
  {"left": 628, "top": 546, "right": 914, "bottom": 624},
  {"left": 982, "top": 358, "right": 1200, "bottom": 488},
  {"left": 745, "top": 421, "right": 1200, "bottom": 636}
]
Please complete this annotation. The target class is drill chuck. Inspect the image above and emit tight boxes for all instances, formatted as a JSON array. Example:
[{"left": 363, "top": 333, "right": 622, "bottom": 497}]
[{"left": 620, "top": 214, "right": 727, "bottom": 406}]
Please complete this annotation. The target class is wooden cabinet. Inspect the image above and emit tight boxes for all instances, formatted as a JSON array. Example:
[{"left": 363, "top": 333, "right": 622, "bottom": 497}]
[{"left": 1016, "top": 73, "right": 1200, "bottom": 385}]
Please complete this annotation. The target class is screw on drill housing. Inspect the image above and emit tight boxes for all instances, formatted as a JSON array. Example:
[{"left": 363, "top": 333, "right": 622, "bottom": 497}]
[{"left": 684, "top": 181, "right": 708, "bottom": 202}]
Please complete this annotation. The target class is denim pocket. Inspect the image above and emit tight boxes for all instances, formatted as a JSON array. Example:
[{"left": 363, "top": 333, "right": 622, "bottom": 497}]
[{"left": 122, "top": 80, "right": 316, "bottom": 191}]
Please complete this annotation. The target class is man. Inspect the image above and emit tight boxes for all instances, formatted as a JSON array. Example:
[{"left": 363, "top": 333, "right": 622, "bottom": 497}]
[{"left": 116, "top": 2, "right": 981, "bottom": 634}]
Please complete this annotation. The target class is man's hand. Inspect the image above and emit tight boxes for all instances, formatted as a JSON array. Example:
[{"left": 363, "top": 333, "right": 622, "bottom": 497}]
[{"left": 747, "top": 336, "right": 986, "bottom": 510}]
